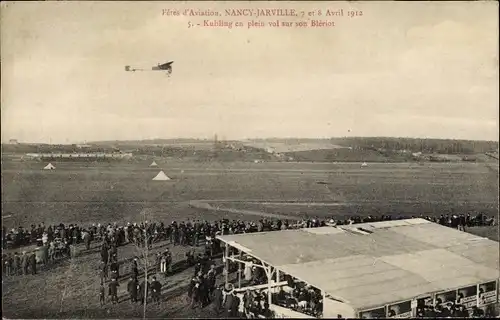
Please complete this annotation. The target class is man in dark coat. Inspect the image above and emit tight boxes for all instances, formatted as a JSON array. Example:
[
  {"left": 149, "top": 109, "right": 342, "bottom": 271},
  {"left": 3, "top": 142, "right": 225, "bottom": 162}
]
[
  {"left": 164, "top": 249, "right": 172, "bottom": 276},
  {"left": 108, "top": 278, "right": 119, "bottom": 304},
  {"left": 454, "top": 305, "right": 468, "bottom": 318},
  {"left": 127, "top": 276, "right": 138, "bottom": 303},
  {"left": 187, "top": 276, "right": 196, "bottom": 300},
  {"left": 206, "top": 265, "right": 217, "bottom": 294},
  {"left": 190, "top": 278, "right": 202, "bottom": 309},
  {"left": 229, "top": 291, "right": 241, "bottom": 318},
  {"left": 150, "top": 276, "right": 162, "bottom": 303},
  {"left": 243, "top": 289, "right": 253, "bottom": 315},
  {"left": 60, "top": 227, "right": 66, "bottom": 242},
  {"left": 201, "top": 275, "right": 212, "bottom": 307},
  {"left": 211, "top": 284, "right": 224, "bottom": 314},
  {"left": 130, "top": 259, "right": 139, "bottom": 280},
  {"left": 126, "top": 224, "right": 132, "bottom": 243},
  {"left": 223, "top": 289, "right": 235, "bottom": 317},
  {"left": 100, "top": 244, "right": 108, "bottom": 265}
]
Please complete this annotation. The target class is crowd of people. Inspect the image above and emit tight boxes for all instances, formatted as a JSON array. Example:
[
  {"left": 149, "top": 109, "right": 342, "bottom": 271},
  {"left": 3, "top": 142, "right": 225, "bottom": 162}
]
[
  {"left": 2, "top": 250, "right": 38, "bottom": 276},
  {"left": 328, "top": 212, "right": 495, "bottom": 230},
  {"left": 220, "top": 250, "right": 323, "bottom": 318},
  {"left": 2, "top": 211, "right": 496, "bottom": 279},
  {"left": 415, "top": 300, "right": 495, "bottom": 318},
  {"left": 2, "top": 213, "right": 498, "bottom": 319},
  {"left": 94, "top": 223, "right": 222, "bottom": 308},
  {"left": 273, "top": 279, "right": 323, "bottom": 318},
  {"left": 2, "top": 211, "right": 495, "bottom": 251}
]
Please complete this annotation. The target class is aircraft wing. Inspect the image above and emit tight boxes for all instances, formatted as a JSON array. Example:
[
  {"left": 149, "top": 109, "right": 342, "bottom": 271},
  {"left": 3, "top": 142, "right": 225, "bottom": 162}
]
[{"left": 158, "top": 61, "right": 174, "bottom": 69}]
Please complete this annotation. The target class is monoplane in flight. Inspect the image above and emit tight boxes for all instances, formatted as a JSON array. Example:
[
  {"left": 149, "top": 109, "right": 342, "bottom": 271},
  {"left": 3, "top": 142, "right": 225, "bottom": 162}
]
[{"left": 125, "top": 61, "right": 174, "bottom": 76}]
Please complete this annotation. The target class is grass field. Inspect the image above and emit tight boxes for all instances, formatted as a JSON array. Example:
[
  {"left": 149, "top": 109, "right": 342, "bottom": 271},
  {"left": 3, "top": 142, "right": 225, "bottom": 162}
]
[
  {"left": 1, "top": 158, "right": 498, "bottom": 318},
  {"left": 467, "top": 226, "right": 500, "bottom": 242},
  {"left": 241, "top": 140, "right": 347, "bottom": 153},
  {"left": 2, "top": 160, "right": 498, "bottom": 229}
]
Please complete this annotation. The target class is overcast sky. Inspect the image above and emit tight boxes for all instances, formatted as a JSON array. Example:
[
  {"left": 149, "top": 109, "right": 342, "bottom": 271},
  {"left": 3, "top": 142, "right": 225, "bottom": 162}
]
[{"left": 1, "top": 1, "right": 498, "bottom": 143}]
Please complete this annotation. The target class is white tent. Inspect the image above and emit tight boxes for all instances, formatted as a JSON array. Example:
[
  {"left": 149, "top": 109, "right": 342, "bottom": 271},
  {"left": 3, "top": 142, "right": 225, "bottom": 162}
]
[
  {"left": 361, "top": 162, "right": 368, "bottom": 167},
  {"left": 152, "top": 171, "right": 171, "bottom": 181},
  {"left": 149, "top": 161, "right": 158, "bottom": 167},
  {"left": 43, "top": 163, "right": 55, "bottom": 170}
]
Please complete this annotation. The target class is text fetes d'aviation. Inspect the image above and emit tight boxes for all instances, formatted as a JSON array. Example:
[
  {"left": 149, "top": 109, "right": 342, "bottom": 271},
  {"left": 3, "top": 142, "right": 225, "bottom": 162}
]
[{"left": 162, "top": 8, "right": 300, "bottom": 18}]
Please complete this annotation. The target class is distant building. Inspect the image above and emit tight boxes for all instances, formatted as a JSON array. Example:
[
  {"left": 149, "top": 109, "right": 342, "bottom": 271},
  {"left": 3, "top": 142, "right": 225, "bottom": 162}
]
[
  {"left": 76, "top": 144, "right": 92, "bottom": 148},
  {"left": 8, "top": 139, "right": 19, "bottom": 144},
  {"left": 24, "top": 152, "right": 133, "bottom": 159}
]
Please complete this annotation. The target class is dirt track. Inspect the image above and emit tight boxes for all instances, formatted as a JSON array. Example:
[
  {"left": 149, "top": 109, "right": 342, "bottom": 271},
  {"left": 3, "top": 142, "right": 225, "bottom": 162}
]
[
  {"left": 189, "top": 200, "right": 294, "bottom": 220},
  {"left": 188, "top": 199, "right": 499, "bottom": 222}
]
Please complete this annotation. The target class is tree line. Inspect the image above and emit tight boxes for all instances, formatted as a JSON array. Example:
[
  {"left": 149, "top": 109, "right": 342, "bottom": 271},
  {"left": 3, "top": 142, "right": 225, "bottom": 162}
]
[{"left": 2, "top": 137, "right": 498, "bottom": 156}]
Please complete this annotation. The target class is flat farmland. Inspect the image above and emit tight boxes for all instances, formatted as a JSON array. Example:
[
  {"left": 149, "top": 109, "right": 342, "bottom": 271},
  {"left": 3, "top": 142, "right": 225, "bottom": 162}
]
[{"left": 1, "top": 160, "right": 498, "bottom": 229}]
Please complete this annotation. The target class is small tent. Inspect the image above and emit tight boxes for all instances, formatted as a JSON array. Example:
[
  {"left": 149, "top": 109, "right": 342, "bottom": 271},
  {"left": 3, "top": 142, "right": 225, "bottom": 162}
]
[
  {"left": 152, "top": 171, "right": 171, "bottom": 181},
  {"left": 149, "top": 161, "right": 158, "bottom": 167},
  {"left": 43, "top": 163, "right": 55, "bottom": 170},
  {"left": 361, "top": 162, "right": 368, "bottom": 167}
]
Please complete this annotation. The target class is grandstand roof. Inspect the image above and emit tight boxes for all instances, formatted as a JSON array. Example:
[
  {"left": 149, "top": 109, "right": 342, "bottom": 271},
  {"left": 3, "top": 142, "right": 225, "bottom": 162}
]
[{"left": 217, "top": 219, "right": 499, "bottom": 311}]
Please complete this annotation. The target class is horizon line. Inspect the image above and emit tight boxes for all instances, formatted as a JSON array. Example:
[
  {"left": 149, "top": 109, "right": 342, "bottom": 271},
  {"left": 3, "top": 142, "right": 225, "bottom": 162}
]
[{"left": 2, "top": 135, "right": 499, "bottom": 145}]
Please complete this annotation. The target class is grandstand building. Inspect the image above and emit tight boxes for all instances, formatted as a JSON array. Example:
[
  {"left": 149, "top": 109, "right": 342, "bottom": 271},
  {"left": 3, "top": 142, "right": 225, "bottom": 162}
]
[
  {"left": 217, "top": 218, "right": 499, "bottom": 318},
  {"left": 25, "top": 152, "right": 133, "bottom": 160}
]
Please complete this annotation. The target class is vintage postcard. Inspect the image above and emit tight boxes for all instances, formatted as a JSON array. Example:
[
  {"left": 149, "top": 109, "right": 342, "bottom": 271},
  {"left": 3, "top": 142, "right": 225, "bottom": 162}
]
[{"left": 1, "top": 1, "right": 498, "bottom": 319}]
